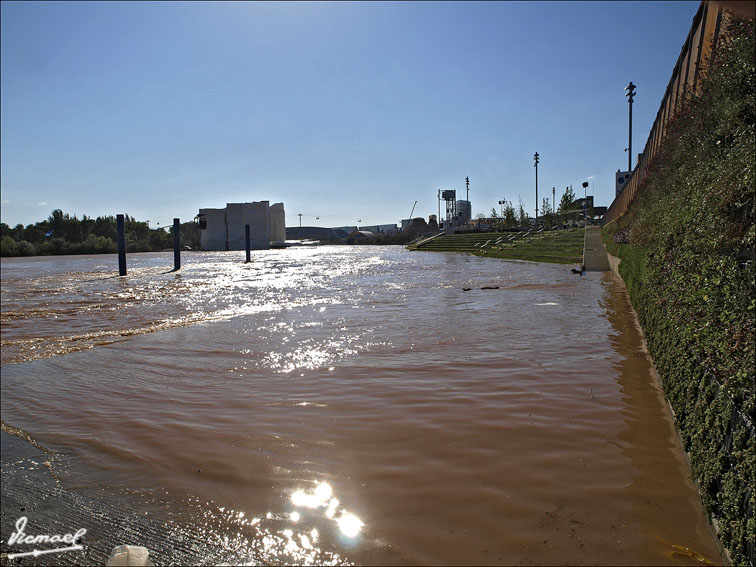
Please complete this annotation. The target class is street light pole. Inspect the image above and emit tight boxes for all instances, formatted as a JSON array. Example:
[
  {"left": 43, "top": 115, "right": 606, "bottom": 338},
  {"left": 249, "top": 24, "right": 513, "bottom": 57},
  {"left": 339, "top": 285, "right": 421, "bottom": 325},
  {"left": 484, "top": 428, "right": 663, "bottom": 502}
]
[
  {"left": 533, "top": 152, "right": 539, "bottom": 226},
  {"left": 582, "top": 181, "right": 588, "bottom": 226},
  {"left": 625, "top": 81, "right": 636, "bottom": 171}
]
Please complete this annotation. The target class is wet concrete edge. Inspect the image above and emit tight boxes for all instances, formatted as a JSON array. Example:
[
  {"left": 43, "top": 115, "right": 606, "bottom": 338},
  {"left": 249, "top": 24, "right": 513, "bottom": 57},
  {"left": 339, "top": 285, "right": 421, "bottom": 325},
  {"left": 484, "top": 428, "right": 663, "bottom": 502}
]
[{"left": 602, "top": 251, "right": 731, "bottom": 565}]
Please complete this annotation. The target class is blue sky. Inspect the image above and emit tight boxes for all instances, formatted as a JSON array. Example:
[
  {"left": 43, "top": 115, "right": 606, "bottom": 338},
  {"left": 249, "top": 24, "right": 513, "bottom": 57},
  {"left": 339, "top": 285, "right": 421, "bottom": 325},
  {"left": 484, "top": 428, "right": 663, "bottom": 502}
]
[{"left": 1, "top": 1, "right": 700, "bottom": 229}]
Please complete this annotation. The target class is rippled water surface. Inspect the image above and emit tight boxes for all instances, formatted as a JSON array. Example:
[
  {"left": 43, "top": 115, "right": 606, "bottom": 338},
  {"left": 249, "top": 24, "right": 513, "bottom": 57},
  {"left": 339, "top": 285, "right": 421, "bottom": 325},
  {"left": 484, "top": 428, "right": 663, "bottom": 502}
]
[{"left": 1, "top": 247, "right": 721, "bottom": 565}]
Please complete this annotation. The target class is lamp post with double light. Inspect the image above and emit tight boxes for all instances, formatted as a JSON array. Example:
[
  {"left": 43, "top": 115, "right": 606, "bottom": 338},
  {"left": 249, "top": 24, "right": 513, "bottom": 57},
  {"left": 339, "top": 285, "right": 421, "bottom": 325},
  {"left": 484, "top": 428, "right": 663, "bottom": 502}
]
[
  {"left": 582, "top": 181, "right": 589, "bottom": 226},
  {"left": 534, "top": 152, "right": 539, "bottom": 227},
  {"left": 625, "top": 82, "right": 636, "bottom": 171}
]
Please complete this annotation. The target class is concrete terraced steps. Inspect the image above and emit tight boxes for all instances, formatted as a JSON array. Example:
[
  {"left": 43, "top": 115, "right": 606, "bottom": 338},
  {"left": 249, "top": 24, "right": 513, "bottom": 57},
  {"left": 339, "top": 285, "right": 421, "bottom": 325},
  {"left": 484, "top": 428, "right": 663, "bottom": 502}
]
[
  {"left": 582, "top": 226, "right": 611, "bottom": 271},
  {"left": 408, "top": 228, "right": 585, "bottom": 265}
]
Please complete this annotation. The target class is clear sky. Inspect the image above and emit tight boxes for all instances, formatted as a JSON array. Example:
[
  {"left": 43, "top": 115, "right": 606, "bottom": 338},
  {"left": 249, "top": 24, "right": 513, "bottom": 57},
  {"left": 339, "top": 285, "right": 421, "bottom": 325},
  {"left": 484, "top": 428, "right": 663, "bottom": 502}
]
[{"left": 1, "top": 0, "right": 700, "bottom": 229}]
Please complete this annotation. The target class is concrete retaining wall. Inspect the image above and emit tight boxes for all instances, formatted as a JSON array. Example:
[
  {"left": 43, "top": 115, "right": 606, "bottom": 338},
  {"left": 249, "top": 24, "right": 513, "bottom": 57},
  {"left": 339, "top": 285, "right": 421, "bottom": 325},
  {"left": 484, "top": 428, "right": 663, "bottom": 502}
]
[
  {"left": 270, "top": 203, "right": 286, "bottom": 242},
  {"left": 200, "top": 201, "right": 282, "bottom": 251},
  {"left": 199, "top": 208, "right": 227, "bottom": 251},
  {"left": 226, "top": 202, "right": 270, "bottom": 251}
]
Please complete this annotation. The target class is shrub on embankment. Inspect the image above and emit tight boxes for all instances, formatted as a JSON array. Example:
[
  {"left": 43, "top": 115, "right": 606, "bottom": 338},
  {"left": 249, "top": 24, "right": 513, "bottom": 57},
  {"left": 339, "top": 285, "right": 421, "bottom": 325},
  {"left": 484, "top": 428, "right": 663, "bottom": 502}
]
[{"left": 603, "top": 16, "right": 754, "bottom": 565}]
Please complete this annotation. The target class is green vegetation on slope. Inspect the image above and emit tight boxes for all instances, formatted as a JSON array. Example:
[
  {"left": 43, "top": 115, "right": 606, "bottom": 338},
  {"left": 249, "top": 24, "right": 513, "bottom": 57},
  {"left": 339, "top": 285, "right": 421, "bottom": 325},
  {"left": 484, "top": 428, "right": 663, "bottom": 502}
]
[
  {"left": 602, "top": 16, "right": 754, "bottom": 565},
  {"left": 409, "top": 228, "right": 584, "bottom": 265}
]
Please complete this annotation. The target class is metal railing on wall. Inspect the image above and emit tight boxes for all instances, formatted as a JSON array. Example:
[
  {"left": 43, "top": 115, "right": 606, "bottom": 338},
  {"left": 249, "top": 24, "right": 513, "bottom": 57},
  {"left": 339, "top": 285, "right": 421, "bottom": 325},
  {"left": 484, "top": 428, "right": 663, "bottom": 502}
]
[{"left": 602, "top": 1, "right": 737, "bottom": 226}]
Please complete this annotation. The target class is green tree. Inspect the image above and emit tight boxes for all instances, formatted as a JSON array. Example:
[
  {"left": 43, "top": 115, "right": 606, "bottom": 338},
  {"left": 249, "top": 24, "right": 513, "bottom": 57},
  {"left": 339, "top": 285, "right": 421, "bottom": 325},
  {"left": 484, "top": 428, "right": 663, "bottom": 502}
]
[
  {"left": 540, "top": 198, "right": 555, "bottom": 228},
  {"left": 92, "top": 216, "right": 117, "bottom": 241},
  {"left": 48, "top": 209, "right": 64, "bottom": 229},
  {"left": 1, "top": 236, "right": 19, "bottom": 256},
  {"left": 558, "top": 186, "right": 576, "bottom": 213},
  {"left": 23, "top": 224, "right": 44, "bottom": 244},
  {"left": 540, "top": 198, "right": 551, "bottom": 217},
  {"left": 502, "top": 200, "right": 517, "bottom": 228},
  {"left": 490, "top": 207, "right": 501, "bottom": 230},
  {"left": 517, "top": 197, "right": 529, "bottom": 226}
]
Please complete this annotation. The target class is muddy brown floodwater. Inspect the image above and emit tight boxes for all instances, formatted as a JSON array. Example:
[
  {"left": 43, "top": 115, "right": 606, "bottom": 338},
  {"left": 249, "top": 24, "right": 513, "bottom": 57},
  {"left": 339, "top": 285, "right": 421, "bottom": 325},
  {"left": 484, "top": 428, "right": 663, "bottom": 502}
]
[{"left": 0, "top": 247, "right": 723, "bottom": 565}]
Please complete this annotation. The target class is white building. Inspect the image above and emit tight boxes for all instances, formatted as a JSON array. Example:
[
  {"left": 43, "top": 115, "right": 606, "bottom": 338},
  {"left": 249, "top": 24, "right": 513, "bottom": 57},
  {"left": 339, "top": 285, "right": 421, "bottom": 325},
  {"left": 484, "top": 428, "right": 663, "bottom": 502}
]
[{"left": 198, "top": 201, "right": 286, "bottom": 251}]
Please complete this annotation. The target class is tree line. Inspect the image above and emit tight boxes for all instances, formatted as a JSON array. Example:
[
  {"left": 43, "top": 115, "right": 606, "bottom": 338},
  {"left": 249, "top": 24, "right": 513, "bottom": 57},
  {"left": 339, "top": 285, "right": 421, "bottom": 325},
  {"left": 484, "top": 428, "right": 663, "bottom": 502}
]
[
  {"left": 1, "top": 209, "right": 196, "bottom": 257},
  {"left": 486, "top": 187, "right": 593, "bottom": 229}
]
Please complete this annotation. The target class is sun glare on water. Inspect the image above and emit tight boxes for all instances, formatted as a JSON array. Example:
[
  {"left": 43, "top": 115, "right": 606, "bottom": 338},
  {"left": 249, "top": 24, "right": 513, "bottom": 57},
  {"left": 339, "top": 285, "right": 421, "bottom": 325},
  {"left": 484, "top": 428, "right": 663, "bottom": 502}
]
[{"left": 291, "top": 482, "right": 364, "bottom": 538}]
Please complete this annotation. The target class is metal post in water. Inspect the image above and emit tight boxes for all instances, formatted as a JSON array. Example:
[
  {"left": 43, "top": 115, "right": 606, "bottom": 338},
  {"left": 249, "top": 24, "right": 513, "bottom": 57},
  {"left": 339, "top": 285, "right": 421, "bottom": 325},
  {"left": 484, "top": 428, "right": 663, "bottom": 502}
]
[
  {"left": 117, "top": 214, "right": 127, "bottom": 276},
  {"left": 245, "top": 224, "right": 251, "bottom": 263},
  {"left": 173, "top": 218, "right": 180, "bottom": 271}
]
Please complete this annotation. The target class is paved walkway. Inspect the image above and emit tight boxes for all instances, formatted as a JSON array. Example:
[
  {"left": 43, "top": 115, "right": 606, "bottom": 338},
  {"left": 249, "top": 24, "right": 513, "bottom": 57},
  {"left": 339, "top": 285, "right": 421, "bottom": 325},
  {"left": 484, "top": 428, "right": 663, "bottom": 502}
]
[{"left": 583, "top": 226, "right": 611, "bottom": 271}]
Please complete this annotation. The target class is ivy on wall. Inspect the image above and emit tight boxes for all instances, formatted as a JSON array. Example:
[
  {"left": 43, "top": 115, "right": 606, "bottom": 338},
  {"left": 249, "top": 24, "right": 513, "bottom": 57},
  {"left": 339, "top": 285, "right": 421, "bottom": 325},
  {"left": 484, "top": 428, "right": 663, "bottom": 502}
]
[{"left": 603, "top": 15, "right": 755, "bottom": 566}]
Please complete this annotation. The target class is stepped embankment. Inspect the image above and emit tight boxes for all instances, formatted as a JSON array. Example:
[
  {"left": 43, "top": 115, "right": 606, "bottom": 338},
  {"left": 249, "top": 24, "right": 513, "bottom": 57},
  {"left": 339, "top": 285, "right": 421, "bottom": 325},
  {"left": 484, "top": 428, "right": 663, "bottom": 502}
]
[{"left": 409, "top": 227, "right": 584, "bottom": 265}]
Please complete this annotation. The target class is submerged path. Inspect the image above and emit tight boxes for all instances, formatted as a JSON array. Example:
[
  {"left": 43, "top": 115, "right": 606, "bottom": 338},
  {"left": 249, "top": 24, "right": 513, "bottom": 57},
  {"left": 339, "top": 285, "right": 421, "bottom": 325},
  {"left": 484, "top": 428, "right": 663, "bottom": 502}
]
[
  {"left": 1, "top": 249, "right": 723, "bottom": 565},
  {"left": 584, "top": 225, "right": 611, "bottom": 271}
]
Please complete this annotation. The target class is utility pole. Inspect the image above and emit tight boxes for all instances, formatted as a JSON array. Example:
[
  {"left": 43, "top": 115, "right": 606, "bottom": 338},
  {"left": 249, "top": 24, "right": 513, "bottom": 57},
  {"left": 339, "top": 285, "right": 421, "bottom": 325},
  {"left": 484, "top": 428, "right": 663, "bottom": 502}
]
[
  {"left": 533, "top": 152, "right": 539, "bottom": 226},
  {"left": 582, "top": 181, "right": 588, "bottom": 226},
  {"left": 552, "top": 187, "right": 555, "bottom": 215},
  {"left": 626, "top": 81, "right": 636, "bottom": 171},
  {"left": 298, "top": 213, "right": 303, "bottom": 228}
]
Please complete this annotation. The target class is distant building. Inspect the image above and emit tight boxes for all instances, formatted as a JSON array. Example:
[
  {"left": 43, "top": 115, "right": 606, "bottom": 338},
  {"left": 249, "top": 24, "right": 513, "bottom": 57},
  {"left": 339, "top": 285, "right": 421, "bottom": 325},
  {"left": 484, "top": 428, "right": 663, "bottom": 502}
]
[
  {"left": 346, "top": 230, "right": 375, "bottom": 243},
  {"left": 455, "top": 200, "right": 471, "bottom": 224},
  {"left": 286, "top": 226, "right": 349, "bottom": 241},
  {"left": 573, "top": 196, "right": 594, "bottom": 210},
  {"left": 468, "top": 217, "right": 493, "bottom": 231},
  {"left": 616, "top": 170, "right": 631, "bottom": 197},
  {"left": 198, "top": 201, "right": 285, "bottom": 251},
  {"left": 333, "top": 226, "right": 358, "bottom": 234},
  {"left": 359, "top": 224, "right": 399, "bottom": 235}
]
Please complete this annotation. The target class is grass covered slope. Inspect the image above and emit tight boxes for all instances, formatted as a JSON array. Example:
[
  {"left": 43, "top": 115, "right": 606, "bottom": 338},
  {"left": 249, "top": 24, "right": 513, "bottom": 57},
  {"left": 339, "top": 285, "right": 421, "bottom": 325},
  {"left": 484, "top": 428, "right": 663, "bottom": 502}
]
[
  {"left": 602, "top": 16, "right": 755, "bottom": 565},
  {"left": 411, "top": 228, "right": 584, "bottom": 264}
]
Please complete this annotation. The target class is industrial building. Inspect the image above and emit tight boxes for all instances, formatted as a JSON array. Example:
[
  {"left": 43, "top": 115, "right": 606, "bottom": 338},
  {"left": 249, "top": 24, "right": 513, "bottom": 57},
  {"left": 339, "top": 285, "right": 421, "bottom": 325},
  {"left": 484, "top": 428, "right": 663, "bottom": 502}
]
[
  {"left": 455, "top": 200, "right": 471, "bottom": 224},
  {"left": 197, "top": 201, "right": 285, "bottom": 251}
]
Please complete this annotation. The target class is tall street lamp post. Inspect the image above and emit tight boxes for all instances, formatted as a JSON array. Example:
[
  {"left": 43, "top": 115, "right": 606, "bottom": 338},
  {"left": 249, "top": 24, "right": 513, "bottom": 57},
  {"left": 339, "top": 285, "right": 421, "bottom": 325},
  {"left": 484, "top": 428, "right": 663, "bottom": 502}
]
[
  {"left": 534, "top": 152, "right": 539, "bottom": 227},
  {"left": 582, "top": 181, "right": 588, "bottom": 226},
  {"left": 625, "top": 81, "right": 636, "bottom": 172}
]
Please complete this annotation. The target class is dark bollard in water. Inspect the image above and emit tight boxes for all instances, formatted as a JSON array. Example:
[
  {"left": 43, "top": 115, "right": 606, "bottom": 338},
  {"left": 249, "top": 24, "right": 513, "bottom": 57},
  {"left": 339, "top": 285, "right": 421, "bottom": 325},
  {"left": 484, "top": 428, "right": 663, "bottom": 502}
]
[
  {"left": 117, "top": 214, "right": 127, "bottom": 276},
  {"left": 245, "top": 224, "right": 251, "bottom": 263},
  {"left": 173, "top": 218, "right": 181, "bottom": 271}
]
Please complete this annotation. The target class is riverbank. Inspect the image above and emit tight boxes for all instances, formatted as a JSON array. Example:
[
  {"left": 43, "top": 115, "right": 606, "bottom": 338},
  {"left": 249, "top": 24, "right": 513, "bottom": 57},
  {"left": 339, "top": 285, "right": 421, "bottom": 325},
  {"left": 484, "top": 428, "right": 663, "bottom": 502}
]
[
  {"left": 408, "top": 227, "right": 585, "bottom": 265},
  {"left": 599, "top": 14, "right": 754, "bottom": 565}
]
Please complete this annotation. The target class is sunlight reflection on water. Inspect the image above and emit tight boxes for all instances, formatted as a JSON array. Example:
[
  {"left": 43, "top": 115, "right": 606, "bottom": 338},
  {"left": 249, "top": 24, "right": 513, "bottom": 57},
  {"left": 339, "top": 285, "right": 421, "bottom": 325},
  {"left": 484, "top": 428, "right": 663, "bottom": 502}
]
[{"left": 0, "top": 247, "right": 723, "bottom": 565}]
